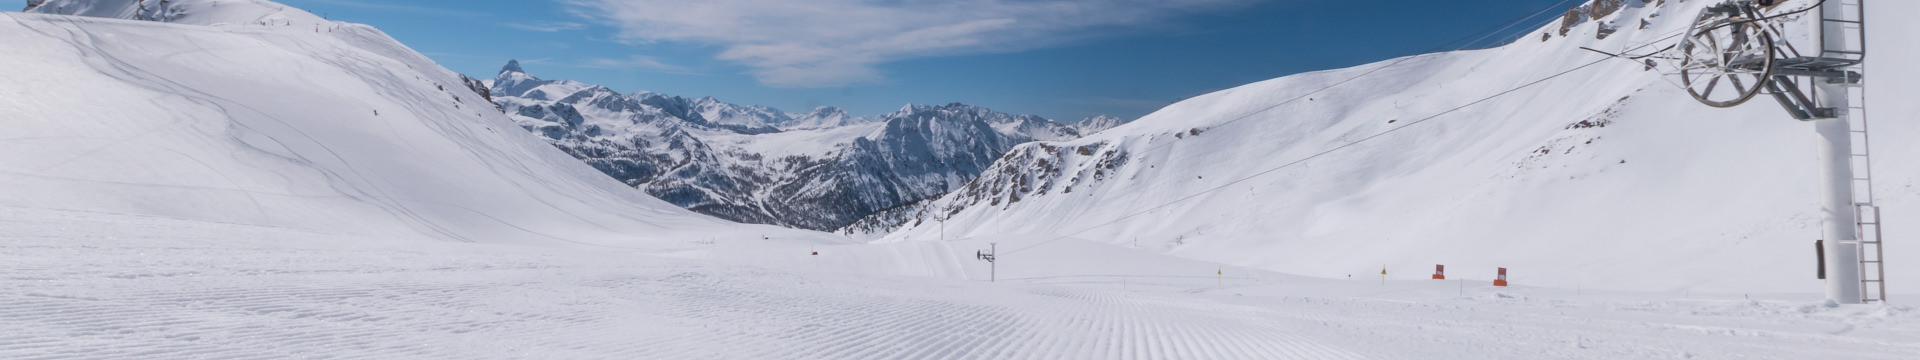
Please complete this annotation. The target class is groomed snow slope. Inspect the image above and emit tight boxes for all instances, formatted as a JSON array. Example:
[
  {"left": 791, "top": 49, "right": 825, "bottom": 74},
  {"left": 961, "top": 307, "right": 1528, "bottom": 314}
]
[
  {"left": 883, "top": 0, "right": 1919, "bottom": 296},
  {"left": 5, "top": 207, "right": 1917, "bottom": 359},
  {"left": 0, "top": 5, "right": 829, "bottom": 247},
  {"left": 2, "top": 1, "right": 1917, "bottom": 358}
]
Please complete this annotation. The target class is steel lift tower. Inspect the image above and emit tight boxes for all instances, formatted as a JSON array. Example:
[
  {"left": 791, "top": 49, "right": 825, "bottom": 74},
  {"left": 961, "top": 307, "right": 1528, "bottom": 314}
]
[{"left": 1664, "top": 0, "right": 1881, "bottom": 303}]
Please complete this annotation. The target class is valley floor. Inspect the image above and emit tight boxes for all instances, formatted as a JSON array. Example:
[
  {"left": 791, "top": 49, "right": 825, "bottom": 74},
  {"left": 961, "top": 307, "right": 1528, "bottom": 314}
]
[{"left": 3, "top": 206, "right": 1916, "bottom": 359}]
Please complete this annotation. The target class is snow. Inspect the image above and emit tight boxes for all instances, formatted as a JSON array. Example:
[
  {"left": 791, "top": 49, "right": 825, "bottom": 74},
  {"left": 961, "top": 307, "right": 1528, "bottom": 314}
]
[
  {"left": 0, "top": 8, "right": 826, "bottom": 247},
  {"left": 884, "top": 0, "right": 1919, "bottom": 298},
  {"left": 716, "top": 122, "right": 883, "bottom": 159},
  {"left": 4, "top": 207, "right": 1916, "bottom": 358},
  {"left": 27, "top": 0, "right": 323, "bottom": 25},
  {"left": 4, "top": 0, "right": 1918, "bottom": 358}
]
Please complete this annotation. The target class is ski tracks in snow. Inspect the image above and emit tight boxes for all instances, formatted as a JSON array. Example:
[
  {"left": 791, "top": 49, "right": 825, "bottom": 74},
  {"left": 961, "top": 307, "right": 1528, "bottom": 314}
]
[
  {"left": 0, "top": 208, "right": 1370, "bottom": 359},
  {"left": 5, "top": 208, "right": 1915, "bottom": 358}
]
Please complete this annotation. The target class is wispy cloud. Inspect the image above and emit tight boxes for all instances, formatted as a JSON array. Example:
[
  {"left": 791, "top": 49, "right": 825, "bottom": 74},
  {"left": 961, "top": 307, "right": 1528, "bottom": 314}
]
[
  {"left": 505, "top": 21, "right": 587, "bottom": 33},
  {"left": 563, "top": 0, "right": 1251, "bottom": 88},
  {"left": 581, "top": 55, "right": 698, "bottom": 74}
]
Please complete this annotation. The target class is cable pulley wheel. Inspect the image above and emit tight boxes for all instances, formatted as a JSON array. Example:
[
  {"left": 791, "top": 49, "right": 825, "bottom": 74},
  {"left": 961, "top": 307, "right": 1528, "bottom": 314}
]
[{"left": 1677, "top": 2, "right": 1776, "bottom": 108}]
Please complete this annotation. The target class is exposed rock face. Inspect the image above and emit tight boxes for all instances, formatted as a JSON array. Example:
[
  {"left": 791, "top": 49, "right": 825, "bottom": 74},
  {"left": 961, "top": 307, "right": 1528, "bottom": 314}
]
[
  {"left": 886, "top": 140, "right": 1128, "bottom": 234},
  {"left": 1592, "top": 0, "right": 1629, "bottom": 19},
  {"left": 1558, "top": 0, "right": 1655, "bottom": 39},
  {"left": 491, "top": 62, "right": 1085, "bottom": 231}
]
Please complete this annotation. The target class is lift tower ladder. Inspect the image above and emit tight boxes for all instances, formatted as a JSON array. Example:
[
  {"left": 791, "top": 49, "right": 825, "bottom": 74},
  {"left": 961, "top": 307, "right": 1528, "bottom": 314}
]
[
  {"left": 1846, "top": 67, "right": 1885, "bottom": 302},
  {"left": 1812, "top": 0, "right": 1885, "bottom": 304},
  {"left": 1798, "top": 0, "right": 1884, "bottom": 303}
]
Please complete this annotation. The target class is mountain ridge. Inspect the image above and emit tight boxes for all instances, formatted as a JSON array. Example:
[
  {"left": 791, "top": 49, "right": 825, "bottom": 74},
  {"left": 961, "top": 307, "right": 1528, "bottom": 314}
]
[{"left": 491, "top": 61, "right": 1123, "bottom": 231}]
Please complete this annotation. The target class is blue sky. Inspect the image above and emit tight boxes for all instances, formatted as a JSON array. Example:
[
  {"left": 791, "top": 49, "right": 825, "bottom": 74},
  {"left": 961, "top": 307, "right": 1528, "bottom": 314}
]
[{"left": 278, "top": 0, "right": 1576, "bottom": 122}]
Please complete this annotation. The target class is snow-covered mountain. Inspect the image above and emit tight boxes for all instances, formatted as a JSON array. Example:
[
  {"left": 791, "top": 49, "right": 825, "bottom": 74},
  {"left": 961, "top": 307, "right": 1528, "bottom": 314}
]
[
  {"left": 881, "top": 0, "right": 1919, "bottom": 295},
  {"left": 9, "top": 1, "right": 1919, "bottom": 358},
  {"left": 25, "top": 0, "right": 316, "bottom": 24},
  {"left": 1074, "top": 114, "right": 1128, "bottom": 135},
  {"left": 491, "top": 63, "right": 1089, "bottom": 231},
  {"left": 4, "top": 0, "right": 828, "bottom": 246}
]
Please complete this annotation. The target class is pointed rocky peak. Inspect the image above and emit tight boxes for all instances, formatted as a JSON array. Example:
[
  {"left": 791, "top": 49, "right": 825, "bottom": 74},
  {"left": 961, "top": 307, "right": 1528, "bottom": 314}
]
[
  {"left": 501, "top": 59, "right": 525, "bottom": 76},
  {"left": 491, "top": 59, "right": 553, "bottom": 99},
  {"left": 893, "top": 103, "right": 921, "bottom": 115}
]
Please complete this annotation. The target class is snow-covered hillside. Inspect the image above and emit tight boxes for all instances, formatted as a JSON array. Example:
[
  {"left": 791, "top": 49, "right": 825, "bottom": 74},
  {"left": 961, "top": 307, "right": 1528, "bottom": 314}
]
[
  {"left": 493, "top": 63, "right": 1101, "bottom": 231},
  {"left": 2, "top": 0, "right": 827, "bottom": 246},
  {"left": 25, "top": 0, "right": 317, "bottom": 25},
  {"left": 5, "top": 1, "right": 1917, "bottom": 358},
  {"left": 884, "top": 0, "right": 1920, "bottom": 296}
]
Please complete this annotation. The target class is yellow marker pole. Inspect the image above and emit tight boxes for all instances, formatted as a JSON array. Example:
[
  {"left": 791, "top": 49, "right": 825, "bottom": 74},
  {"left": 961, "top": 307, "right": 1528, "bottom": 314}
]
[
  {"left": 1217, "top": 267, "right": 1222, "bottom": 288},
  {"left": 1380, "top": 265, "right": 1387, "bottom": 286}
]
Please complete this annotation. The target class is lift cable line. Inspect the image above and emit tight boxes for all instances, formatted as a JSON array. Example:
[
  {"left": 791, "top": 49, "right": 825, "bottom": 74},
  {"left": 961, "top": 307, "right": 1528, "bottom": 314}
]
[
  {"left": 1001, "top": 31, "right": 1689, "bottom": 256},
  {"left": 1454, "top": 0, "right": 1587, "bottom": 50},
  {"left": 926, "top": 0, "right": 1580, "bottom": 247},
  {"left": 1106, "top": 0, "right": 1581, "bottom": 166}
]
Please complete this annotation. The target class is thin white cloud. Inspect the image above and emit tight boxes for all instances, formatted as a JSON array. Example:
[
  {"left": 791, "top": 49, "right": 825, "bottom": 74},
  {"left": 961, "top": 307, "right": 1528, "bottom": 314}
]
[
  {"left": 564, "top": 0, "right": 1251, "bottom": 88},
  {"left": 581, "top": 55, "right": 699, "bottom": 74},
  {"left": 506, "top": 21, "right": 587, "bottom": 33}
]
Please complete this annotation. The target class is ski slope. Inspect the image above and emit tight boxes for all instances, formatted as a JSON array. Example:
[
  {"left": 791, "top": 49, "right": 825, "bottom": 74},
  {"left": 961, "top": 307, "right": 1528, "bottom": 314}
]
[
  {"left": 0, "top": 4, "right": 827, "bottom": 247},
  {"left": 3, "top": 0, "right": 1917, "bottom": 358},
  {"left": 4, "top": 207, "right": 1917, "bottom": 359},
  {"left": 883, "top": 0, "right": 1920, "bottom": 297}
]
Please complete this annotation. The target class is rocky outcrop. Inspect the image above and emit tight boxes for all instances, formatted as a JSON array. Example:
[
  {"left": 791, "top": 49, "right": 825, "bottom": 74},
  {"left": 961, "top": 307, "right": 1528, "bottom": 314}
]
[{"left": 492, "top": 62, "right": 1083, "bottom": 231}]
